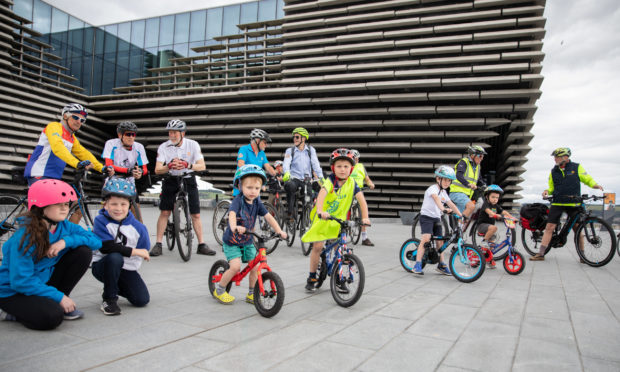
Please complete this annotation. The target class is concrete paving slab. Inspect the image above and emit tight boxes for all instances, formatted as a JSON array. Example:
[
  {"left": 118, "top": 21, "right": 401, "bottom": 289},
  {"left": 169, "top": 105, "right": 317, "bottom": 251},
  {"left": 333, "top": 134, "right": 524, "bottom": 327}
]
[{"left": 513, "top": 337, "right": 581, "bottom": 371}]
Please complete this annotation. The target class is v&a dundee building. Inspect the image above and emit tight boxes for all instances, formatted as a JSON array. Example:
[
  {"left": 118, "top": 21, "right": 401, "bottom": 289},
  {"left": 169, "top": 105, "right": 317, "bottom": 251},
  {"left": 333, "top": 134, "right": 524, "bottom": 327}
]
[{"left": 0, "top": 0, "right": 545, "bottom": 217}]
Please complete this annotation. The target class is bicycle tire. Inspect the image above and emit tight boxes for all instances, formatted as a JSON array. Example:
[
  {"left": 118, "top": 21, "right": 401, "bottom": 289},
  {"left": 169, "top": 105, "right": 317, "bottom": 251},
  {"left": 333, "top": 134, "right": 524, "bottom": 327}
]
[
  {"left": 208, "top": 260, "right": 232, "bottom": 297},
  {"left": 330, "top": 253, "right": 365, "bottom": 307},
  {"left": 521, "top": 228, "right": 543, "bottom": 257},
  {"left": 256, "top": 202, "right": 280, "bottom": 255},
  {"left": 130, "top": 201, "right": 142, "bottom": 223},
  {"left": 399, "top": 238, "right": 427, "bottom": 272},
  {"left": 68, "top": 200, "right": 100, "bottom": 231},
  {"left": 285, "top": 217, "right": 296, "bottom": 247},
  {"left": 504, "top": 250, "right": 525, "bottom": 275},
  {"left": 174, "top": 198, "right": 193, "bottom": 262},
  {"left": 411, "top": 213, "right": 421, "bottom": 239},
  {"left": 575, "top": 216, "right": 616, "bottom": 267},
  {"left": 0, "top": 196, "right": 26, "bottom": 259},
  {"left": 470, "top": 221, "right": 513, "bottom": 261},
  {"left": 350, "top": 203, "right": 362, "bottom": 245},
  {"left": 254, "top": 271, "right": 285, "bottom": 318},
  {"left": 449, "top": 244, "right": 485, "bottom": 283},
  {"left": 315, "top": 252, "right": 328, "bottom": 289},
  {"left": 300, "top": 204, "right": 312, "bottom": 256},
  {"left": 165, "top": 212, "right": 176, "bottom": 251},
  {"left": 212, "top": 200, "right": 231, "bottom": 246}
]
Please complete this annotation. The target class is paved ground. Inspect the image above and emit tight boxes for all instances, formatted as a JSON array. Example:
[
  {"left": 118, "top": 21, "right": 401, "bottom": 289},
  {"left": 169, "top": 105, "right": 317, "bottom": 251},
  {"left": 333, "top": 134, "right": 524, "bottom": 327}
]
[{"left": 1, "top": 205, "right": 620, "bottom": 372}]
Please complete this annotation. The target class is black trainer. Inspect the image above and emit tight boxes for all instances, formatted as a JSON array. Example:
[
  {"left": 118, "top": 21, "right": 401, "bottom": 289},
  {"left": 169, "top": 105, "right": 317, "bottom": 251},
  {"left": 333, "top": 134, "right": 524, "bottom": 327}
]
[
  {"left": 150, "top": 242, "right": 162, "bottom": 257},
  {"left": 335, "top": 278, "right": 350, "bottom": 294},
  {"left": 305, "top": 277, "right": 318, "bottom": 292},
  {"left": 197, "top": 243, "right": 216, "bottom": 256},
  {"left": 101, "top": 299, "right": 121, "bottom": 316}
]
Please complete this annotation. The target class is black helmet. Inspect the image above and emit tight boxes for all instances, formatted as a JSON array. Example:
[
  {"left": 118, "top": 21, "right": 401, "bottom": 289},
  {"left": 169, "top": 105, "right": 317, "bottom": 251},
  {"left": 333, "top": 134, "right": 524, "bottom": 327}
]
[{"left": 117, "top": 121, "right": 138, "bottom": 134}]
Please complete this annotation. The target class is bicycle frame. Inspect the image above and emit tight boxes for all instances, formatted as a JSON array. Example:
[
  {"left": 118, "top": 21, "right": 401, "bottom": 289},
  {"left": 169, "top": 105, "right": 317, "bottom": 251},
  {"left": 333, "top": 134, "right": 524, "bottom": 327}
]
[
  {"left": 549, "top": 202, "right": 588, "bottom": 248},
  {"left": 426, "top": 214, "right": 469, "bottom": 264},
  {"left": 320, "top": 220, "right": 357, "bottom": 283},
  {"left": 0, "top": 196, "right": 28, "bottom": 234}
]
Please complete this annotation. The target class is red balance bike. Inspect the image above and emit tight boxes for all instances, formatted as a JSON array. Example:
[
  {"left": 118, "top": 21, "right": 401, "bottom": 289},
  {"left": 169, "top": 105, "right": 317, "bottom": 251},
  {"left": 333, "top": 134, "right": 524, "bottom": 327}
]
[{"left": 208, "top": 231, "right": 285, "bottom": 318}]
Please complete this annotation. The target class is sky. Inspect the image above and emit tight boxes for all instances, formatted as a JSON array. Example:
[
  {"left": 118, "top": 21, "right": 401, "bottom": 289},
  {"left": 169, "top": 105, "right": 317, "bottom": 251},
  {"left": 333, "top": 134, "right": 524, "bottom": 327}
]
[{"left": 45, "top": 0, "right": 620, "bottom": 201}]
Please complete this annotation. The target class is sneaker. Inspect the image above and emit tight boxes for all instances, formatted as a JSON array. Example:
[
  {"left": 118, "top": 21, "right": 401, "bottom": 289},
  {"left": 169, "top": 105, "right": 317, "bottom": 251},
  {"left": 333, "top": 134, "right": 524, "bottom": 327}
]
[
  {"left": 64, "top": 308, "right": 84, "bottom": 320},
  {"left": 361, "top": 238, "right": 375, "bottom": 247},
  {"left": 412, "top": 262, "right": 424, "bottom": 275},
  {"left": 0, "top": 309, "right": 16, "bottom": 321},
  {"left": 436, "top": 263, "right": 452, "bottom": 276},
  {"left": 487, "top": 260, "right": 497, "bottom": 269},
  {"left": 101, "top": 299, "right": 121, "bottom": 316},
  {"left": 150, "top": 242, "right": 163, "bottom": 257},
  {"left": 197, "top": 243, "right": 216, "bottom": 256},
  {"left": 335, "top": 279, "right": 350, "bottom": 294},
  {"left": 529, "top": 254, "right": 545, "bottom": 261},
  {"left": 213, "top": 289, "right": 235, "bottom": 304},
  {"left": 245, "top": 293, "right": 254, "bottom": 304},
  {"left": 305, "top": 277, "right": 318, "bottom": 292}
]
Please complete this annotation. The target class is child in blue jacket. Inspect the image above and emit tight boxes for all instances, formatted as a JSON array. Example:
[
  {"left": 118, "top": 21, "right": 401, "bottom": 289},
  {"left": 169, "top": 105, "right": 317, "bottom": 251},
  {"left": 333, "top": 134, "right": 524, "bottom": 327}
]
[{"left": 0, "top": 180, "right": 101, "bottom": 330}]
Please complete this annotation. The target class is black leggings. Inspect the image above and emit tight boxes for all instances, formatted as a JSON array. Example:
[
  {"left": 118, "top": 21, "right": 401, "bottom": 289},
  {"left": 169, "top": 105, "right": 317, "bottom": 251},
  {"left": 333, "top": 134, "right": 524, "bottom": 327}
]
[{"left": 0, "top": 245, "right": 92, "bottom": 330}]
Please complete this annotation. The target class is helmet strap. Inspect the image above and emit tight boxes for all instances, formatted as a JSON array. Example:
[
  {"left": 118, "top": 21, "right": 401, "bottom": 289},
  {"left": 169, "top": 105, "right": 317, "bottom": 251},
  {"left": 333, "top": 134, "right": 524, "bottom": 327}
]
[{"left": 42, "top": 215, "right": 58, "bottom": 229}]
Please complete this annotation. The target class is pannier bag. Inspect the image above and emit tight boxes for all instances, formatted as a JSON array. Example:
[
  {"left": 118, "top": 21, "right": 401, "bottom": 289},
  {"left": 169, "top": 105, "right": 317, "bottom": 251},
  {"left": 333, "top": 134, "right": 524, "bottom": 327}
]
[{"left": 519, "top": 203, "right": 549, "bottom": 231}]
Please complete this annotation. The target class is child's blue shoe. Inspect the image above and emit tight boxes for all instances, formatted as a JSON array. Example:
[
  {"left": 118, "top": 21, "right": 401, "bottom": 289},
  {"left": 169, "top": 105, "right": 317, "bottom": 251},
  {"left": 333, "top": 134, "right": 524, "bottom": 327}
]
[
  {"left": 412, "top": 262, "right": 424, "bottom": 275},
  {"left": 436, "top": 263, "right": 452, "bottom": 276}
]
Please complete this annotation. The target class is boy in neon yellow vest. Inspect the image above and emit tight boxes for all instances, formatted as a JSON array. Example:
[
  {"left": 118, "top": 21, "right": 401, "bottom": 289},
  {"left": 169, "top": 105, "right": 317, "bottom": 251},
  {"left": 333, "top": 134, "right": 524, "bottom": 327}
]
[
  {"left": 350, "top": 149, "right": 375, "bottom": 246},
  {"left": 301, "top": 148, "right": 371, "bottom": 292}
]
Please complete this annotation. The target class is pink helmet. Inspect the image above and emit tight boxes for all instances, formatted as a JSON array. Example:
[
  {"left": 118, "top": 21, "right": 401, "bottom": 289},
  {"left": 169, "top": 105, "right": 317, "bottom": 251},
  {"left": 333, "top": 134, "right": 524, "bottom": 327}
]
[{"left": 28, "top": 179, "right": 77, "bottom": 210}]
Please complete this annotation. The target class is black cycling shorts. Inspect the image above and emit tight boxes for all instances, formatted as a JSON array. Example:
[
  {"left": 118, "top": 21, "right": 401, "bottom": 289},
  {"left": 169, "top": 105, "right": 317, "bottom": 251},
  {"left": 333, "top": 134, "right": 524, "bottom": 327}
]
[
  {"left": 159, "top": 176, "right": 200, "bottom": 214},
  {"left": 547, "top": 205, "right": 580, "bottom": 225}
]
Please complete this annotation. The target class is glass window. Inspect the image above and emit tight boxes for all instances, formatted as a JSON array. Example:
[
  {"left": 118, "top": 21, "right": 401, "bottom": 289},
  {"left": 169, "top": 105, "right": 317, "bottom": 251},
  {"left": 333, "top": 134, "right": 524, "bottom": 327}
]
[
  {"left": 104, "top": 25, "right": 117, "bottom": 56},
  {"left": 115, "top": 48, "right": 129, "bottom": 89},
  {"left": 189, "top": 10, "right": 206, "bottom": 42},
  {"left": 83, "top": 26, "right": 95, "bottom": 53},
  {"left": 144, "top": 47, "right": 158, "bottom": 71},
  {"left": 67, "top": 26, "right": 83, "bottom": 58},
  {"left": 92, "top": 55, "right": 103, "bottom": 95},
  {"left": 159, "top": 15, "right": 174, "bottom": 46},
  {"left": 68, "top": 16, "right": 83, "bottom": 30},
  {"left": 102, "top": 60, "right": 116, "bottom": 94},
  {"left": 131, "top": 20, "right": 145, "bottom": 48},
  {"left": 206, "top": 7, "right": 223, "bottom": 40},
  {"left": 276, "top": 0, "right": 284, "bottom": 19},
  {"left": 81, "top": 55, "right": 92, "bottom": 93},
  {"left": 174, "top": 12, "right": 190, "bottom": 44},
  {"left": 144, "top": 18, "right": 159, "bottom": 48},
  {"left": 129, "top": 47, "right": 143, "bottom": 80},
  {"left": 51, "top": 8, "right": 68, "bottom": 33},
  {"left": 13, "top": 0, "right": 33, "bottom": 21},
  {"left": 94, "top": 27, "right": 105, "bottom": 55},
  {"left": 118, "top": 22, "right": 131, "bottom": 43},
  {"left": 258, "top": 0, "right": 276, "bottom": 22},
  {"left": 189, "top": 41, "right": 204, "bottom": 57},
  {"left": 173, "top": 43, "right": 188, "bottom": 57},
  {"left": 32, "top": 0, "right": 51, "bottom": 35},
  {"left": 240, "top": 2, "right": 258, "bottom": 25},
  {"left": 222, "top": 5, "right": 240, "bottom": 36}
]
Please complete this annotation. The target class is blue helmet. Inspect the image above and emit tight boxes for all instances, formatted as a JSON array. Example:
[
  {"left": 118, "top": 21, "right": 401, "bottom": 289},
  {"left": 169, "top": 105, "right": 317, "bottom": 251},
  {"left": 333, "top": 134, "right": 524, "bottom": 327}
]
[
  {"left": 484, "top": 184, "right": 503, "bottom": 196},
  {"left": 102, "top": 178, "right": 136, "bottom": 200},
  {"left": 233, "top": 164, "right": 267, "bottom": 188},
  {"left": 434, "top": 165, "right": 456, "bottom": 180}
]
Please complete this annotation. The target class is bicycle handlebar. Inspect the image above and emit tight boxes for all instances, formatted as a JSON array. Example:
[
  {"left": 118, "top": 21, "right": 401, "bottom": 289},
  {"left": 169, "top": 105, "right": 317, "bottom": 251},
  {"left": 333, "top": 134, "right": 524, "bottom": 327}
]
[
  {"left": 543, "top": 194, "right": 604, "bottom": 203},
  {"left": 324, "top": 215, "right": 371, "bottom": 227}
]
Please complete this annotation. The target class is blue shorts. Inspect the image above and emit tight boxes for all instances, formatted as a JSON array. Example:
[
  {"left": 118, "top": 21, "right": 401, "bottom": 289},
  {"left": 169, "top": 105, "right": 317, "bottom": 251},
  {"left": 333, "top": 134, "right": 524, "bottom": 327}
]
[
  {"left": 223, "top": 242, "right": 256, "bottom": 263},
  {"left": 419, "top": 215, "right": 442, "bottom": 236},
  {"left": 450, "top": 192, "right": 472, "bottom": 213}
]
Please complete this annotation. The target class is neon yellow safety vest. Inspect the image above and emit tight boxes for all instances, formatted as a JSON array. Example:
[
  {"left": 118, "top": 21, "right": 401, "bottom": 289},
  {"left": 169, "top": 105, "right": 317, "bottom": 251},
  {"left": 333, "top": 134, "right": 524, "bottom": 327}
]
[
  {"left": 302, "top": 176, "right": 356, "bottom": 243},
  {"left": 350, "top": 163, "right": 366, "bottom": 189},
  {"left": 449, "top": 157, "right": 480, "bottom": 198}
]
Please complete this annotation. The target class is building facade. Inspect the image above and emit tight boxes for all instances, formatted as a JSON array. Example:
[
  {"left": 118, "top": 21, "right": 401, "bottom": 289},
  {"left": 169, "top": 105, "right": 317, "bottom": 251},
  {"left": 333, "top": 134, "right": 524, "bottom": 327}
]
[{"left": 0, "top": 0, "right": 545, "bottom": 217}]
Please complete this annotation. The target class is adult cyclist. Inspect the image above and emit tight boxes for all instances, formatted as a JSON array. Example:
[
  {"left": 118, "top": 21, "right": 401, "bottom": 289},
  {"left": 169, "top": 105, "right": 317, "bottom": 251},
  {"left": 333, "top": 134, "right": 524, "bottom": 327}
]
[
  {"left": 449, "top": 145, "right": 487, "bottom": 221},
  {"left": 282, "top": 127, "right": 323, "bottom": 221},
  {"left": 234, "top": 129, "right": 277, "bottom": 196},
  {"left": 530, "top": 147, "right": 604, "bottom": 261},
  {"left": 150, "top": 119, "right": 215, "bottom": 257},
  {"left": 101, "top": 121, "right": 149, "bottom": 222}
]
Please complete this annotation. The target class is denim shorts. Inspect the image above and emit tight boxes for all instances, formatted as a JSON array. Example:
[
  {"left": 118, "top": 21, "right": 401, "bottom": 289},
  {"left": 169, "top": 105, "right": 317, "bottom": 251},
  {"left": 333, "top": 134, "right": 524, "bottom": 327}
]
[
  {"left": 223, "top": 242, "right": 256, "bottom": 263},
  {"left": 449, "top": 192, "right": 472, "bottom": 213}
]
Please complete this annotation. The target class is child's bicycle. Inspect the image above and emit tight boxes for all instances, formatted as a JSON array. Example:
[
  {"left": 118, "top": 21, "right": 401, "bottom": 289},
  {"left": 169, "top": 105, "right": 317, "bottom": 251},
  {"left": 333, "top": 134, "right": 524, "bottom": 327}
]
[
  {"left": 208, "top": 231, "right": 285, "bottom": 318},
  {"left": 310, "top": 216, "right": 367, "bottom": 307},
  {"left": 399, "top": 212, "right": 486, "bottom": 283},
  {"left": 479, "top": 216, "right": 526, "bottom": 275}
]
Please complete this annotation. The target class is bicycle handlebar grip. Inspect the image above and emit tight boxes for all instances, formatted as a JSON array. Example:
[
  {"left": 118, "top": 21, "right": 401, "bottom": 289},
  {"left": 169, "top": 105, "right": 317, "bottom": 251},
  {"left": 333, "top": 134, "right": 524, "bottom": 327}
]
[{"left": 77, "top": 160, "right": 91, "bottom": 169}]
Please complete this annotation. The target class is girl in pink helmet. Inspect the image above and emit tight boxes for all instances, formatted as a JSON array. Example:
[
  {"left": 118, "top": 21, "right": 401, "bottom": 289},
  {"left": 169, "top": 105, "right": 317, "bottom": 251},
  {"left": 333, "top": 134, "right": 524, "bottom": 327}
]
[{"left": 0, "top": 179, "right": 101, "bottom": 330}]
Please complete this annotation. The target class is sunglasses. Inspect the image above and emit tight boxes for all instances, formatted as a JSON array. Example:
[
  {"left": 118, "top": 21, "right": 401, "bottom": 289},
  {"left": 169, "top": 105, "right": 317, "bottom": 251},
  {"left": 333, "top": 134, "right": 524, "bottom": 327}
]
[
  {"left": 70, "top": 115, "right": 86, "bottom": 123},
  {"left": 123, "top": 132, "right": 137, "bottom": 137},
  {"left": 293, "top": 135, "right": 302, "bottom": 140}
]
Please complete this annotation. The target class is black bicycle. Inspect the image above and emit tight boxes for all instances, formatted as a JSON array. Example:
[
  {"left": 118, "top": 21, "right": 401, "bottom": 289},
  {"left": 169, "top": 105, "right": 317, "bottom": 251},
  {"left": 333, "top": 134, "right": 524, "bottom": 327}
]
[
  {"left": 346, "top": 186, "right": 369, "bottom": 245},
  {"left": 284, "top": 176, "right": 317, "bottom": 256},
  {"left": 521, "top": 195, "right": 616, "bottom": 267}
]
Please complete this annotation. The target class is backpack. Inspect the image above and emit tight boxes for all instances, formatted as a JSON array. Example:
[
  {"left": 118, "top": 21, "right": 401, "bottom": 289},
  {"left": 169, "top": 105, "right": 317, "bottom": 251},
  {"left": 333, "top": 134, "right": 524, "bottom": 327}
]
[{"left": 519, "top": 203, "right": 549, "bottom": 231}]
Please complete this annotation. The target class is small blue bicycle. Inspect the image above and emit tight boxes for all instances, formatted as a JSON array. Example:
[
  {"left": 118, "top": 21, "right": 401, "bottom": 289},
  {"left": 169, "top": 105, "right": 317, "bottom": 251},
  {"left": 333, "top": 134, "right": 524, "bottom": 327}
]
[
  {"left": 399, "top": 213, "right": 486, "bottom": 283},
  {"left": 310, "top": 216, "right": 366, "bottom": 307},
  {"left": 479, "top": 217, "right": 525, "bottom": 274}
]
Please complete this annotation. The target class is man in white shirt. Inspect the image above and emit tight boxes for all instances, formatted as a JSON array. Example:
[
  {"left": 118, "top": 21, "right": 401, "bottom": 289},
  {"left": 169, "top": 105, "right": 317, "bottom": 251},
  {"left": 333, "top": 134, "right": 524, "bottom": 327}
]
[{"left": 150, "top": 119, "right": 215, "bottom": 257}]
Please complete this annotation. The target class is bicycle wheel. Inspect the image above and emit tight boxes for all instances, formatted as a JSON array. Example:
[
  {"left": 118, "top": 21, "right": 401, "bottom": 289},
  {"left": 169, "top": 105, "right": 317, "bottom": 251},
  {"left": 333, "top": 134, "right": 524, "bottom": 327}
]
[
  {"left": 315, "top": 252, "right": 328, "bottom": 289},
  {"left": 504, "top": 250, "right": 525, "bottom": 275},
  {"left": 173, "top": 198, "right": 193, "bottom": 262},
  {"left": 411, "top": 213, "right": 421, "bottom": 239},
  {"left": 254, "top": 271, "right": 285, "bottom": 318},
  {"left": 521, "top": 228, "right": 543, "bottom": 257},
  {"left": 350, "top": 203, "right": 362, "bottom": 245},
  {"left": 165, "top": 215, "right": 175, "bottom": 251},
  {"left": 330, "top": 253, "right": 365, "bottom": 307},
  {"left": 575, "top": 216, "right": 616, "bottom": 267},
  {"left": 255, "top": 202, "right": 280, "bottom": 255},
  {"left": 208, "top": 260, "right": 232, "bottom": 297},
  {"left": 130, "top": 201, "right": 143, "bottom": 223},
  {"left": 0, "top": 196, "right": 26, "bottom": 257},
  {"left": 300, "top": 205, "right": 312, "bottom": 256},
  {"left": 449, "top": 244, "right": 485, "bottom": 283},
  {"left": 68, "top": 201, "right": 100, "bottom": 231},
  {"left": 471, "top": 221, "right": 514, "bottom": 261},
  {"left": 399, "top": 238, "right": 427, "bottom": 272},
  {"left": 212, "top": 200, "right": 231, "bottom": 246},
  {"left": 285, "top": 217, "right": 296, "bottom": 247}
]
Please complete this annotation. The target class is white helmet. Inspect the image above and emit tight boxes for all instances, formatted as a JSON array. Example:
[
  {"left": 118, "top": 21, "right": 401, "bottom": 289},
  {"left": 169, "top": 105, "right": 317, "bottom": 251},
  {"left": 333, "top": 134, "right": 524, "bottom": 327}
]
[
  {"left": 62, "top": 103, "right": 87, "bottom": 117},
  {"left": 166, "top": 119, "right": 186, "bottom": 132}
]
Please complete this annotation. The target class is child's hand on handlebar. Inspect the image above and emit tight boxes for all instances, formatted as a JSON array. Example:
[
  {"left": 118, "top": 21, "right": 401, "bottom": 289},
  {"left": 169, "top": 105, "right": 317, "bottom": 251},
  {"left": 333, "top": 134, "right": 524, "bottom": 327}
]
[
  {"left": 443, "top": 207, "right": 452, "bottom": 214},
  {"left": 102, "top": 166, "right": 114, "bottom": 176},
  {"left": 132, "top": 166, "right": 142, "bottom": 179},
  {"left": 278, "top": 230, "right": 287, "bottom": 239},
  {"left": 235, "top": 226, "right": 246, "bottom": 234},
  {"left": 318, "top": 211, "right": 330, "bottom": 220},
  {"left": 362, "top": 218, "right": 371, "bottom": 226}
]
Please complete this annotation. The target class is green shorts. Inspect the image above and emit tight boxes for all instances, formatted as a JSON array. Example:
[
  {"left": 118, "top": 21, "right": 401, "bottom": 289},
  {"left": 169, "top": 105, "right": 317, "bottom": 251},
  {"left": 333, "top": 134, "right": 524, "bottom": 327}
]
[{"left": 222, "top": 242, "right": 257, "bottom": 263}]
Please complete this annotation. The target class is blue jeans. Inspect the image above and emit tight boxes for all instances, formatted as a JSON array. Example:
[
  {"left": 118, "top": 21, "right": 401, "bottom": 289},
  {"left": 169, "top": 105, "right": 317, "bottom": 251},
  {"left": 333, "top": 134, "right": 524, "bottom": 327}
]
[{"left": 91, "top": 253, "right": 149, "bottom": 306}]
